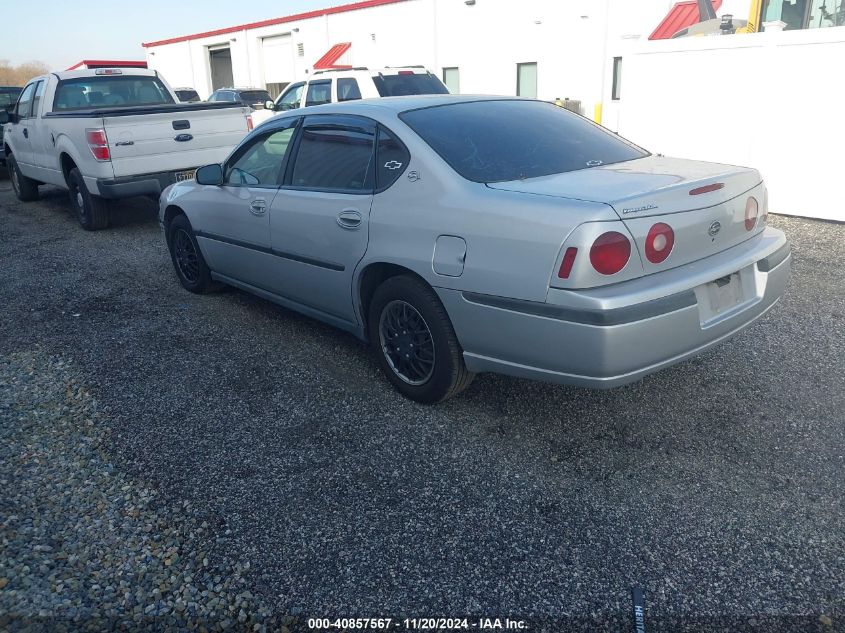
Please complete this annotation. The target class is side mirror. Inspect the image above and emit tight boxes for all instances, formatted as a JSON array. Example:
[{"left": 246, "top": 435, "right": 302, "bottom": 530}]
[
  {"left": 195, "top": 163, "right": 223, "bottom": 186},
  {"left": 264, "top": 100, "right": 276, "bottom": 111},
  {"left": 0, "top": 110, "right": 9, "bottom": 125}
]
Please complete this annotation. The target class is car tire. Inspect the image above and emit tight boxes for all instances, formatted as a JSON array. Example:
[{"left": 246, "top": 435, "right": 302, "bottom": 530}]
[
  {"left": 8, "top": 154, "right": 40, "bottom": 202},
  {"left": 68, "top": 168, "right": 109, "bottom": 231},
  {"left": 167, "top": 214, "right": 215, "bottom": 293},
  {"left": 368, "top": 275, "right": 474, "bottom": 403}
]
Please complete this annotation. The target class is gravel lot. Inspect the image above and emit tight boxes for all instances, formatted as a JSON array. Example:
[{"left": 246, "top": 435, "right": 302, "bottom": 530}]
[{"left": 1, "top": 174, "right": 843, "bottom": 632}]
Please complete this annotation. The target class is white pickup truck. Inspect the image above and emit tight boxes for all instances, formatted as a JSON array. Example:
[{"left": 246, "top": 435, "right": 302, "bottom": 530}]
[{"left": 1, "top": 68, "right": 253, "bottom": 230}]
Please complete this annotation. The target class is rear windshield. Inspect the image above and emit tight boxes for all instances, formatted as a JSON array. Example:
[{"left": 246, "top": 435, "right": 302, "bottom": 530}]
[
  {"left": 400, "top": 100, "right": 648, "bottom": 183},
  {"left": 0, "top": 88, "right": 22, "bottom": 109},
  {"left": 54, "top": 76, "right": 174, "bottom": 110},
  {"left": 372, "top": 73, "right": 449, "bottom": 97},
  {"left": 175, "top": 89, "right": 200, "bottom": 102},
  {"left": 239, "top": 90, "right": 272, "bottom": 104}
]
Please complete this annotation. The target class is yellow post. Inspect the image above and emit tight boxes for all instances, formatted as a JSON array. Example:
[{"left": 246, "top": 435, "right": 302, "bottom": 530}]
[{"left": 594, "top": 103, "right": 603, "bottom": 125}]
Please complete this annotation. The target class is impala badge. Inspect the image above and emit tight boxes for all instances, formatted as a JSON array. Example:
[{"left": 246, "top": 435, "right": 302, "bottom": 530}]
[
  {"left": 622, "top": 204, "right": 658, "bottom": 214},
  {"left": 708, "top": 221, "right": 722, "bottom": 236}
]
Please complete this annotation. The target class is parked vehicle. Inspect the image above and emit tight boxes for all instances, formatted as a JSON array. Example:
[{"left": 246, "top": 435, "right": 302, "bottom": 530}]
[
  {"left": 173, "top": 88, "right": 200, "bottom": 102},
  {"left": 158, "top": 96, "right": 790, "bottom": 403},
  {"left": 0, "top": 86, "right": 22, "bottom": 165},
  {"left": 208, "top": 87, "right": 276, "bottom": 126},
  {"left": 273, "top": 67, "right": 448, "bottom": 112},
  {"left": 1, "top": 68, "right": 253, "bottom": 230}
]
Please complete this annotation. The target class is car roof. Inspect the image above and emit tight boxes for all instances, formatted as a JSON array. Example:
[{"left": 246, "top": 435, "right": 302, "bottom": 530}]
[
  {"left": 321, "top": 94, "right": 521, "bottom": 113},
  {"left": 53, "top": 68, "right": 159, "bottom": 81}
]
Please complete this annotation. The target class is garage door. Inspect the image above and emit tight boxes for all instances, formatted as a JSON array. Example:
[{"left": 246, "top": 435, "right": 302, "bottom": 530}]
[{"left": 262, "top": 35, "right": 295, "bottom": 97}]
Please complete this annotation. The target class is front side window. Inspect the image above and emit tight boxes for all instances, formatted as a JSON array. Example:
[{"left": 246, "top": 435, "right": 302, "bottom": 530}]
[
  {"left": 305, "top": 81, "right": 332, "bottom": 107},
  {"left": 278, "top": 82, "right": 304, "bottom": 110},
  {"left": 376, "top": 127, "right": 410, "bottom": 190},
  {"left": 225, "top": 122, "right": 298, "bottom": 187},
  {"left": 337, "top": 78, "right": 362, "bottom": 102},
  {"left": 30, "top": 81, "right": 45, "bottom": 118},
  {"left": 400, "top": 100, "right": 648, "bottom": 183},
  {"left": 53, "top": 76, "right": 175, "bottom": 110},
  {"left": 290, "top": 116, "right": 375, "bottom": 192},
  {"left": 15, "top": 82, "right": 36, "bottom": 118}
]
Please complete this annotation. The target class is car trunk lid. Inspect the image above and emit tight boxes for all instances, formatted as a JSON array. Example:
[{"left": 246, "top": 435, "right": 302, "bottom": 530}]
[{"left": 488, "top": 155, "right": 766, "bottom": 277}]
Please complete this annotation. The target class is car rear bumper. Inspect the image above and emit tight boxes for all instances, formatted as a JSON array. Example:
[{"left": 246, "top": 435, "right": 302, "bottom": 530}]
[
  {"left": 436, "top": 227, "right": 790, "bottom": 388},
  {"left": 94, "top": 169, "right": 196, "bottom": 199}
]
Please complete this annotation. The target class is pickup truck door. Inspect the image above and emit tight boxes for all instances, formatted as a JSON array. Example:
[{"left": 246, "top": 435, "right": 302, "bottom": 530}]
[
  {"left": 269, "top": 115, "right": 376, "bottom": 325},
  {"left": 24, "top": 80, "right": 55, "bottom": 182},
  {"left": 191, "top": 117, "right": 300, "bottom": 294},
  {"left": 8, "top": 81, "right": 37, "bottom": 167}
]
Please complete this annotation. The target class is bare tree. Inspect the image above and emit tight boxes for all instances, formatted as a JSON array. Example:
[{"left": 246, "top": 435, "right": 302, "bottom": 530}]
[{"left": 0, "top": 60, "right": 50, "bottom": 86}]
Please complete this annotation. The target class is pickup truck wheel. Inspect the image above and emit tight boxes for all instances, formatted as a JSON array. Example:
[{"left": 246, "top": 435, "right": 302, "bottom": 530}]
[
  {"left": 167, "top": 214, "right": 215, "bottom": 293},
  {"left": 368, "top": 275, "right": 474, "bottom": 404},
  {"left": 68, "top": 168, "right": 109, "bottom": 231},
  {"left": 8, "top": 155, "right": 40, "bottom": 202}
]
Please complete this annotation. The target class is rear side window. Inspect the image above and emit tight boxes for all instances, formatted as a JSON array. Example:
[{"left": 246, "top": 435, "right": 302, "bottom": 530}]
[
  {"left": 376, "top": 127, "right": 409, "bottom": 190},
  {"left": 305, "top": 81, "right": 331, "bottom": 107},
  {"left": 372, "top": 73, "right": 448, "bottom": 97},
  {"left": 53, "top": 76, "right": 175, "bottom": 110},
  {"left": 400, "top": 100, "right": 648, "bottom": 183},
  {"left": 290, "top": 116, "right": 375, "bottom": 192},
  {"left": 337, "top": 78, "right": 362, "bottom": 102}
]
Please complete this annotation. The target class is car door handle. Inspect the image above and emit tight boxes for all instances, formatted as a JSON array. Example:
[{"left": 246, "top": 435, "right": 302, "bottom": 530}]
[
  {"left": 337, "top": 208, "right": 362, "bottom": 229},
  {"left": 22, "top": 128, "right": 28, "bottom": 139},
  {"left": 249, "top": 199, "right": 267, "bottom": 216}
]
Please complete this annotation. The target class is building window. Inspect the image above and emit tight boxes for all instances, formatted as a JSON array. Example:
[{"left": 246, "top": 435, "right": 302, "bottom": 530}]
[
  {"left": 516, "top": 62, "right": 537, "bottom": 99},
  {"left": 611, "top": 57, "right": 622, "bottom": 101},
  {"left": 442, "top": 67, "right": 460, "bottom": 94}
]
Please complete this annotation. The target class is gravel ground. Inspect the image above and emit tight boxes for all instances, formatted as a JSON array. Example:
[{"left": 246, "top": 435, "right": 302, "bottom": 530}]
[{"left": 1, "top": 174, "right": 843, "bottom": 632}]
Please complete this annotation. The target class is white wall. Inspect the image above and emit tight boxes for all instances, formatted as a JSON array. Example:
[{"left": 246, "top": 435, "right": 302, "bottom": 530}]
[{"left": 615, "top": 27, "right": 845, "bottom": 221}]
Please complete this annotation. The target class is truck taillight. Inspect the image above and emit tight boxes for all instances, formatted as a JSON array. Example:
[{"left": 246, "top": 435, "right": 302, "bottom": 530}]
[
  {"left": 246, "top": 116, "right": 254, "bottom": 131},
  {"left": 85, "top": 128, "right": 110, "bottom": 161}
]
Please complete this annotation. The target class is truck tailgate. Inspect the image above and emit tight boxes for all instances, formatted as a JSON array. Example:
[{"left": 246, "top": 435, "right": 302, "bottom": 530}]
[{"left": 105, "top": 106, "right": 251, "bottom": 177}]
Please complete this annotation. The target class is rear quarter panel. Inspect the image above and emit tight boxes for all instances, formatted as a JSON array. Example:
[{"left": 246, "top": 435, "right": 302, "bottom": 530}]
[{"left": 359, "top": 115, "right": 619, "bottom": 306}]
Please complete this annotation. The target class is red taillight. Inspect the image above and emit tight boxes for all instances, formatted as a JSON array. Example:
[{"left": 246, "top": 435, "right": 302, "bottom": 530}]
[
  {"left": 645, "top": 222, "right": 675, "bottom": 264},
  {"left": 557, "top": 247, "right": 578, "bottom": 279},
  {"left": 744, "top": 197, "right": 759, "bottom": 231},
  {"left": 85, "top": 128, "right": 110, "bottom": 161},
  {"left": 590, "top": 231, "right": 631, "bottom": 275},
  {"left": 246, "top": 116, "right": 254, "bottom": 131}
]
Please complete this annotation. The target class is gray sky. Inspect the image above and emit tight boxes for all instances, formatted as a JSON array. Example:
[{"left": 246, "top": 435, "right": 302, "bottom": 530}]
[{"left": 6, "top": 0, "right": 335, "bottom": 70}]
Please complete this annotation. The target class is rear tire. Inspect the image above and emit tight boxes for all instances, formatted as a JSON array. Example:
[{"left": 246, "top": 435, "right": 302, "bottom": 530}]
[
  {"left": 8, "top": 154, "right": 39, "bottom": 202},
  {"left": 68, "top": 168, "right": 109, "bottom": 230},
  {"left": 167, "top": 214, "right": 215, "bottom": 293},
  {"left": 368, "top": 275, "right": 474, "bottom": 403}
]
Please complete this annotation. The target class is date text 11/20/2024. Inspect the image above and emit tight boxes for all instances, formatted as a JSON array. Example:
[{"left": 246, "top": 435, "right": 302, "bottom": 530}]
[{"left": 307, "top": 618, "right": 529, "bottom": 630}]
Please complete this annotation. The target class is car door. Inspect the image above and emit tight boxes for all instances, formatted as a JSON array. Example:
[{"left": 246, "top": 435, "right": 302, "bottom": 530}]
[
  {"left": 9, "top": 81, "right": 36, "bottom": 166},
  {"left": 190, "top": 117, "right": 300, "bottom": 293},
  {"left": 269, "top": 114, "right": 376, "bottom": 324}
]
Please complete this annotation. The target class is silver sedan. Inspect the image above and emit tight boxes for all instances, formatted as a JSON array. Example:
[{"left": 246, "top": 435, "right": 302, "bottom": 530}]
[{"left": 159, "top": 95, "right": 790, "bottom": 403}]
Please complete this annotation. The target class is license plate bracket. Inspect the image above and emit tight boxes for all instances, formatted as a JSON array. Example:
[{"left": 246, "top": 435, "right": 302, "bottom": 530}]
[{"left": 696, "top": 271, "right": 747, "bottom": 327}]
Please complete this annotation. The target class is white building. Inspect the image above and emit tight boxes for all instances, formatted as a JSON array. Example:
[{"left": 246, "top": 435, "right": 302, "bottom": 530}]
[
  {"left": 143, "top": 0, "right": 743, "bottom": 113},
  {"left": 143, "top": 0, "right": 845, "bottom": 221}
]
